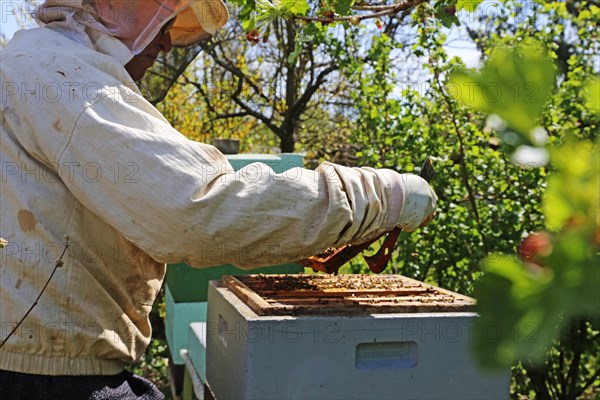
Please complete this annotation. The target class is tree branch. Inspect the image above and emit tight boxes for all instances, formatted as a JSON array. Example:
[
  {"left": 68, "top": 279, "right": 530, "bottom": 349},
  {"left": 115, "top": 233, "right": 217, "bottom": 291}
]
[
  {"left": 565, "top": 320, "right": 585, "bottom": 399},
  {"left": 230, "top": 77, "right": 282, "bottom": 136},
  {"left": 207, "top": 46, "right": 272, "bottom": 105},
  {"left": 211, "top": 111, "right": 253, "bottom": 120},
  {"left": 294, "top": 0, "right": 429, "bottom": 24},
  {"left": 432, "top": 62, "right": 488, "bottom": 252},
  {"left": 288, "top": 64, "right": 338, "bottom": 123},
  {"left": 524, "top": 362, "right": 553, "bottom": 400},
  {"left": 576, "top": 367, "right": 600, "bottom": 398}
]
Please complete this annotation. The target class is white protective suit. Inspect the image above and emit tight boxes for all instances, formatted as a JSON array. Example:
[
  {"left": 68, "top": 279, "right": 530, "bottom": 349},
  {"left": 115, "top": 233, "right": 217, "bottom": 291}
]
[{"left": 0, "top": 0, "right": 435, "bottom": 376}]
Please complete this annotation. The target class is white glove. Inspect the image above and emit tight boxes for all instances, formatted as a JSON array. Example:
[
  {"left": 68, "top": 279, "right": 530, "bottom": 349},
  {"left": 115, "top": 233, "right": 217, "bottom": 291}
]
[{"left": 396, "top": 174, "right": 437, "bottom": 232}]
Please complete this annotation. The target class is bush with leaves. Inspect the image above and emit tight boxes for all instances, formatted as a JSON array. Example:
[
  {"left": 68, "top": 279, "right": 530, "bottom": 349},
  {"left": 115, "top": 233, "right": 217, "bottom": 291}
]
[
  {"left": 134, "top": 0, "right": 600, "bottom": 397},
  {"left": 321, "top": 0, "right": 599, "bottom": 397}
]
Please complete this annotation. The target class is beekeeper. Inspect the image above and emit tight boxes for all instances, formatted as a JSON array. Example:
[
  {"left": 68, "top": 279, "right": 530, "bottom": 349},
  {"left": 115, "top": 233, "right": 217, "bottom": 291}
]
[{"left": 0, "top": 0, "right": 437, "bottom": 398}]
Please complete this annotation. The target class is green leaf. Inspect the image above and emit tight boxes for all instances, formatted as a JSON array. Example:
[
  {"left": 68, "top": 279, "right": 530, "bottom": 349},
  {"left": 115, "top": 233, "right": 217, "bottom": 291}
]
[
  {"left": 228, "top": 0, "right": 250, "bottom": 6},
  {"left": 543, "top": 140, "right": 598, "bottom": 230},
  {"left": 438, "top": 12, "right": 460, "bottom": 28},
  {"left": 448, "top": 39, "right": 557, "bottom": 141},
  {"left": 238, "top": 2, "right": 258, "bottom": 24},
  {"left": 473, "top": 138, "right": 599, "bottom": 369},
  {"left": 287, "top": 40, "right": 302, "bottom": 64},
  {"left": 281, "top": 0, "right": 309, "bottom": 15},
  {"left": 254, "top": 0, "right": 284, "bottom": 27},
  {"left": 242, "top": 18, "right": 256, "bottom": 31},
  {"left": 456, "top": 0, "right": 483, "bottom": 13},
  {"left": 583, "top": 78, "right": 600, "bottom": 113},
  {"left": 335, "top": 0, "right": 353, "bottom": 16},
  {"left": 474, "top": 254, "right": 556, "bottom": 369}
]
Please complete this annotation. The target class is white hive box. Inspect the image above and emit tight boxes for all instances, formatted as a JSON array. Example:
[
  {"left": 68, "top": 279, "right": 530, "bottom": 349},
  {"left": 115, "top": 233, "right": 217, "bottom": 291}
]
[{"left": 205, "top": 274, "right": 510, "bottom": 400}]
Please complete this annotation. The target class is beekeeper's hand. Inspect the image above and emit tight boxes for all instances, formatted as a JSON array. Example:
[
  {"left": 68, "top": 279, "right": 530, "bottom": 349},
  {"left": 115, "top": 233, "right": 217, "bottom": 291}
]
[{"left": 396, "top": 174, "right": 437, "bottom": 232}]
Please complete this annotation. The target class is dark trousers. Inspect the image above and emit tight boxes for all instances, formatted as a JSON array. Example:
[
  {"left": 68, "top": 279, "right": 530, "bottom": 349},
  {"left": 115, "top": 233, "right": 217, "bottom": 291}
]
[{"left": 0, "top": 369, "right": 165, "bottom": 400}]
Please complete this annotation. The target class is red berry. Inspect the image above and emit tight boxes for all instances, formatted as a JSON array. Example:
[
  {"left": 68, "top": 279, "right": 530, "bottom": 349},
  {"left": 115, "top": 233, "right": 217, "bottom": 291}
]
[
  {"left": 518, "top": 232, "right": 553, "bottom": 264},
  {"left": 246, "top": 29, "right": 260, "bottom": 45}
]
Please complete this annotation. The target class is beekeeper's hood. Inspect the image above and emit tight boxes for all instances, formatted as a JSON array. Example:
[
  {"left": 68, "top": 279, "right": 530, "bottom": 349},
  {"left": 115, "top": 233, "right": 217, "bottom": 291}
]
[{"left": 35, "top": 0, "right": 229, "bottom": 56}]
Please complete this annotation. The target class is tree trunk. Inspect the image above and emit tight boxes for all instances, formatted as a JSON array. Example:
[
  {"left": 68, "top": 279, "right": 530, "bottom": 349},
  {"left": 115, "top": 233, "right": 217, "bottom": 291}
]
[
  {"left": 280, "top": 130, "right": 295, "bottom": 153},
  {"left": 524, "top": 364, "right": 553, "bottom": 400},
  {"left": 282, "top": 21, "right": 298, "bottom": 153}
]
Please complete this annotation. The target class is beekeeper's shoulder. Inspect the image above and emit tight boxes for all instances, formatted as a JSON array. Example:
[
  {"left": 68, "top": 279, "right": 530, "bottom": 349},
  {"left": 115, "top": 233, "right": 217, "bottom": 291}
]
[
  {"left": 4, "top": 27, "right": 142, "bottom": 108},
  {"left": 1, "top": 27, "right": 155, "bottom": 165}
]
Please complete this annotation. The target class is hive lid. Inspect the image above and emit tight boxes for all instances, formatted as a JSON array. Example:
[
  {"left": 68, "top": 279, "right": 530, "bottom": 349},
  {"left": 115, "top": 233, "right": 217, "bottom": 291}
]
[{"left": 222, "top": 274, "right": 476, "bottom": 316}]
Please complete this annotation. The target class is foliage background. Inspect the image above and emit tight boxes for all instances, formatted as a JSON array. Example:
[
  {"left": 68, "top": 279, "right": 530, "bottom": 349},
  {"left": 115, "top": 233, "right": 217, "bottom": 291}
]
[
  {"left": 2, "top": 0, "right": 598, "bottom": 398},
  {"left": 140, "top": 0, "right": 599, "bottom": 398},
  {"left": 146, "top": 0, "right": 599, "bottom": 397}
]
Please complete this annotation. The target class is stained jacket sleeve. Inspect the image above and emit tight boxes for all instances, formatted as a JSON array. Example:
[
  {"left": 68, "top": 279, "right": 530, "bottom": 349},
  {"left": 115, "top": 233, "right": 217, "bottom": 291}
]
[{"left": 55, "top": 90, "right": 404, "bottom": 268}]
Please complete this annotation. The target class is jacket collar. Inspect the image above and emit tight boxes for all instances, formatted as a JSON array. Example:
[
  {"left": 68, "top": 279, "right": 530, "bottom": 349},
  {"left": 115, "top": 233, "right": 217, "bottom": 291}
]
[{"left": 86, "top": 28, "right": 135, "bottom": 66}]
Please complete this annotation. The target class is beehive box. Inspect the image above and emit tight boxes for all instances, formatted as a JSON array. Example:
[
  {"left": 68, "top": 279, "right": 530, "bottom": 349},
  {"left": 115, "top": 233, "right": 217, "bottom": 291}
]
[{"left": 204, "top": 274, "right": 510, "bottom": 400}]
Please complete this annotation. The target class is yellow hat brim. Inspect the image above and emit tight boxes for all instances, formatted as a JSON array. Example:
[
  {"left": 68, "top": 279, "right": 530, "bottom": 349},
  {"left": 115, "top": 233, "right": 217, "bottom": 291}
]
[{"left": 170, "top": 0, "right": 229, "bottom": 46}]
